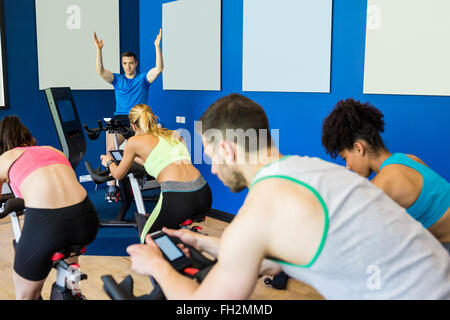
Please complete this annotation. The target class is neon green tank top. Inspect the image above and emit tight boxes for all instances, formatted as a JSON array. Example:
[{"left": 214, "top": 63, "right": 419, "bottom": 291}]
[{"left": 144, "top": 136, "right": 191, "bottom": 178}]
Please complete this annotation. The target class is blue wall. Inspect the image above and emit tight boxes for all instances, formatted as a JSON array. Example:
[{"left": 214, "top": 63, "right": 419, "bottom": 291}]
[
  {"left": 2, "top": 0, "right": 447, "bottom": 214},
  {"left": 0, "top": 0, "right": 140, "bottom": 183},
  {"left": 140, "top": 0, "right": 450, "bottom": 215}
]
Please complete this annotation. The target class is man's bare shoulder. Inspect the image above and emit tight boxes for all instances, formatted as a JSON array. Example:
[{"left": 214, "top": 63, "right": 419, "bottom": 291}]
[
  {"left": 234, "top": 176, "right": 326, "bottom": 267},
  {"left": 243, "top": 177, "right": 324, "bottom": 221}
]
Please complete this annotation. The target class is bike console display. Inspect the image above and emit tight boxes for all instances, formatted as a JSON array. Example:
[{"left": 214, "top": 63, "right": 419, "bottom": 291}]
[{"left": 150, "top": 230, "right": 191, "bottom": 272}]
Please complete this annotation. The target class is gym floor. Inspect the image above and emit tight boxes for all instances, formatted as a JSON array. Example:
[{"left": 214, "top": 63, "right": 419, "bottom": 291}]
[{"left": 0, "top": 214, "right": 323, "bottom": 300}]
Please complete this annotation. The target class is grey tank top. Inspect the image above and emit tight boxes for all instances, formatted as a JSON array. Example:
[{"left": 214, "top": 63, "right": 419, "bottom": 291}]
[{"left": 251, "top": 155, "right": 450, "bottom": 299}]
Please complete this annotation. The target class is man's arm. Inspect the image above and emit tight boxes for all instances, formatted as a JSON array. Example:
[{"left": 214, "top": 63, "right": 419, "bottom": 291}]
[
  {"left": 259, "top": 259, "right": 282, "bottom": 277},
  {"left": 146, "top": 29, "right": 164, "bottom": 84},
  {"left": 164, "top": 227, "right": 280, "bottom": 275},
  {"left": 128, "top": 203, "right": 271, "bottom": 300},
  {"left": 94, "top": 32, "right": 114, "bottom": 84}
]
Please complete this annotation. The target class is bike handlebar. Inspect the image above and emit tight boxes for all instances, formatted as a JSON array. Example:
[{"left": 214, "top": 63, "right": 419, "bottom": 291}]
[
  {"left": 101, "top": 275, "right": 136, "bottom": 300},
  {"left": 84, "top": 161, "right": 114, "bottom": 184},
  {"left": 84, "top": 119, "right": 134, "bottom": 141}
]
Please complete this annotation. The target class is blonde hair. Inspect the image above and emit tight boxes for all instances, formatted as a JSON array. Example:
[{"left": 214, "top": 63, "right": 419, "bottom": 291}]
[{"left": 129, "top": 104, "right": 179, "bottom": 142}]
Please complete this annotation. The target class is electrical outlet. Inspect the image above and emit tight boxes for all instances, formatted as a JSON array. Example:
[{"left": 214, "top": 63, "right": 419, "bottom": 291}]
[
  {"left": 79, "top": 175, "right": 92, "bottom": 183},
  {"left": 176, "top": 116, "right": 186, "bottom": 124}
]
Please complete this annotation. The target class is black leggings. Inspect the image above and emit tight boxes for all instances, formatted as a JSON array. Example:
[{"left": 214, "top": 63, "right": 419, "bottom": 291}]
[
  {"left": 139, "top": 181, "right": 212, "bottom": 243},
  {"left": 14, "top": 197, "right": 99, "bottom": 281}
]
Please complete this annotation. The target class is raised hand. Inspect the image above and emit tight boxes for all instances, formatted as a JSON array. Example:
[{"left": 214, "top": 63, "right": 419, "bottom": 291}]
[
  {"left": 154, "top": 28, "right": 162, "bottom": 48},
  {"left": 93, "top": 32, "right": 104, "bottom": 50}
]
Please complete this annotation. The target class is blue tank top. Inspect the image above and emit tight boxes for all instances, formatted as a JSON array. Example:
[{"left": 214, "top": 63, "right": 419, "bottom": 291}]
[{"left": 379, "top": 153, "right": 450, "bottom": 228}]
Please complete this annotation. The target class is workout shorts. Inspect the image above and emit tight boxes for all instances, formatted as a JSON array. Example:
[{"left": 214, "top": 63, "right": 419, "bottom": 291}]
[
  {"left": 13, "top": 197, "right": 100, "bottom": 281},
  {"left": 140, "top": 177, "right": 213, "bottom": 242},
  {"left": 113, "top": 115, "right": 131, "bottom": 129}
]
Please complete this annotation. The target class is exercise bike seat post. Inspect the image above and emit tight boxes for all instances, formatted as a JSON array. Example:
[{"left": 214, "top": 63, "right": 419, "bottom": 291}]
[
  {"left": 105, "top": 117, "right": 125, "bottom": 194},
  {"left": 50, "top": 246, "right": 88, "bottom": 300},
  {"left": 104, "top": 118, "right": 121, "bottom": 150}
]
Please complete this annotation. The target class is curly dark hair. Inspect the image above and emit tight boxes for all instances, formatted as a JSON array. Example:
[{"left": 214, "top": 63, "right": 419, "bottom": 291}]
[
  {"left": 0, "top": 116, "right": 36, "bottom": 154},
  {"left": 321, "top": 99, "right": 386, "bottom": 159}
]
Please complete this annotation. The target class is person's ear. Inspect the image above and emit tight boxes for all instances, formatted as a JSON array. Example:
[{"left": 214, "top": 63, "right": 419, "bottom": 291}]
[
  {"left": 219, "top": 140, "right": 235, "bottom": 164},
  {"left": 353, "top": 141, "right": 366, "bottom": 156}
]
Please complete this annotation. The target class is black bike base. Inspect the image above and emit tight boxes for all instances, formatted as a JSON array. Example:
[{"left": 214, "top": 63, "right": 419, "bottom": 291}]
[{"left": 50, "top": 283, "right": 85, "bottom": 300}]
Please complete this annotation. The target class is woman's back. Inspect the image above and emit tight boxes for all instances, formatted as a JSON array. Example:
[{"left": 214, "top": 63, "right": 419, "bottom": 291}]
[
  {"left": 374, "top": 153, "right": 450, "bottom": 243},
  {"left": 130, "top": 134, "right": 200, "bottom": 183},
  {"left": 5, "top": 146, "right": 87, "bottom": 208}
]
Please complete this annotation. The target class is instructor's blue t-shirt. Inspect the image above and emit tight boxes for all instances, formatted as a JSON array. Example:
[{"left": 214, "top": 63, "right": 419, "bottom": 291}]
[{"left": 112, "top": 72, "right": 150, "bottom": 115}]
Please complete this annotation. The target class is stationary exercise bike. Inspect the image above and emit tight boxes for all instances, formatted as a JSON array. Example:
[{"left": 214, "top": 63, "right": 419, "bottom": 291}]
[
  {"left": 0, "top": 193, "right": 88, "bottom": 300},
  {"left": 84, "top": 116, "right": 136, "bottom": 202},
  {"left": 85, "top": 157, "right": 151, "bottom": 230},
  {"left": 84, "top": 118, "right": 160, "bottom": 228}
]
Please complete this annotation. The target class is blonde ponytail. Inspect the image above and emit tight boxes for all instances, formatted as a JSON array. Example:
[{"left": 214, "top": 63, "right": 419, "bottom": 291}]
[{"left": 129, "top": 104, "right": 179, "bottom": 143}]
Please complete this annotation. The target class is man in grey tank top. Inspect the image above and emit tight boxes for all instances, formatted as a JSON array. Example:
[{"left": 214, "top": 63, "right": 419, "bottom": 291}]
[{"left": 126, "top": 94, "right": 450, "bottom": 300}]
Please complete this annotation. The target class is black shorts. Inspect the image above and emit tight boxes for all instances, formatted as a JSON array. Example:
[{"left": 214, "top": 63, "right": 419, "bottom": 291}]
[
  {"left": 113, "top": 115, "right": 131, "bottom": 129},
  {"left": 139, "top": 178, "right": 213, "bottom": 242},
  {"left": 154, "top": 183, "right": 212, "bottom": 231},
  {"left": 14, "top": 197, "right": 99, "bottom": 281}
]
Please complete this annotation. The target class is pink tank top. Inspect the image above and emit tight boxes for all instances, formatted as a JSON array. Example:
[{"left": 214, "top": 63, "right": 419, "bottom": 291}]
[{"left": 8, "top": 146, "right": 72, "bottom": 198}]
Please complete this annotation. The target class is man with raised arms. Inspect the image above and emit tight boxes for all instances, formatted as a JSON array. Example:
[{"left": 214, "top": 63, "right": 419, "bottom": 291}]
[{"left": 93, "top": 29, "right": 163, "bottom": 201}]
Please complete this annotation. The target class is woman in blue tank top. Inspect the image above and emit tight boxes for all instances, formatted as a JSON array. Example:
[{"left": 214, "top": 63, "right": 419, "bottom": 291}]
[{"left": 321, "top": 99, "right": 450, "bottom": 252}]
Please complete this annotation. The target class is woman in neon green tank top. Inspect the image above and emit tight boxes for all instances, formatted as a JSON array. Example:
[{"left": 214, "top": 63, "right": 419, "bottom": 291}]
[
  {"left": 321, "top": 99, "right": 450, "bottom": 251},
  {"left": 100, "top": 104, "right": 212, "bottom": 243}
]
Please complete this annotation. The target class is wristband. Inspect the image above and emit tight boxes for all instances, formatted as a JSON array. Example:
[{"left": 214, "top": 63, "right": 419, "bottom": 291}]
[{"left": 106, "top": 159, "right": 115, "bottom": 168}]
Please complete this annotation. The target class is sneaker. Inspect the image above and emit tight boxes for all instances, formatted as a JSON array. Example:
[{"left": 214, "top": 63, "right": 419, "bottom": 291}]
[{"left": 105, "top": 185, "right": 121, "bottom": 202}]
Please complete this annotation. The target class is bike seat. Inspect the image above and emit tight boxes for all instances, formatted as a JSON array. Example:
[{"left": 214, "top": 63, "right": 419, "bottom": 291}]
[
  {"left": 51, "top": 245, "right": 86, "bottom": 262},
  {"left": 180, "top": 214, "right": 206, "bottom": 229}
]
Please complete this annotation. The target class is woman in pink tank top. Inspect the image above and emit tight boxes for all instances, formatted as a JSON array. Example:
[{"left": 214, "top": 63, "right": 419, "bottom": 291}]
[{"left": 0, "top": 116, "right": 99, "bottom": 300}]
